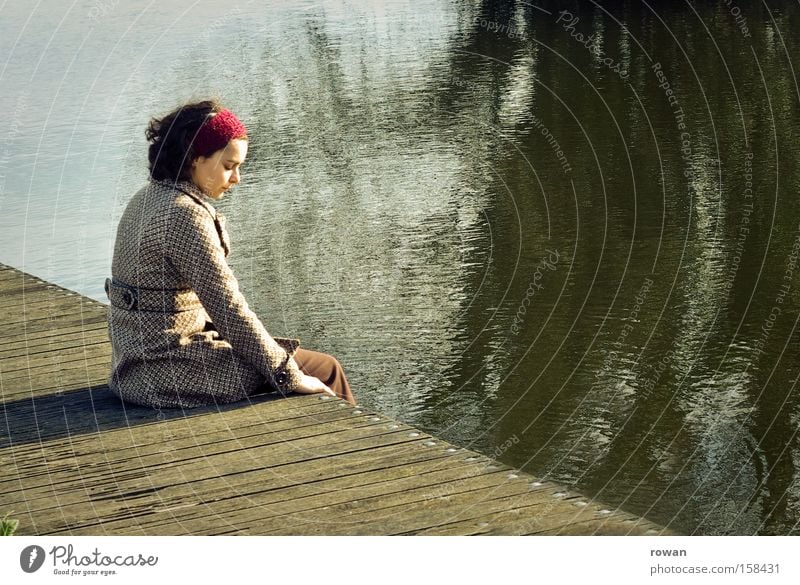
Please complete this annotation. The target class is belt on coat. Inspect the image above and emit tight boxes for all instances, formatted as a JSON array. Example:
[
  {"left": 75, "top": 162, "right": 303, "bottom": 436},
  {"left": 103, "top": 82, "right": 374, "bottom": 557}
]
[{"left": 105, "top": 278, "right": 203, "bottom": 313}]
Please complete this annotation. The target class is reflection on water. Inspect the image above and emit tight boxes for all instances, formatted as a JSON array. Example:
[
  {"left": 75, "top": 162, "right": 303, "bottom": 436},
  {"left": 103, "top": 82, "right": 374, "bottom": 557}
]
[{"left": 2, "top": 0, "right": 800, "bottom": 534}]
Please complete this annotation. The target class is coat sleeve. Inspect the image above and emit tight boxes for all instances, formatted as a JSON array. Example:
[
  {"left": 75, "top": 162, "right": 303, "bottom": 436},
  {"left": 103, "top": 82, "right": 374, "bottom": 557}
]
[{"left": 166, "top": 199, "right": 304, "bottom": 394}]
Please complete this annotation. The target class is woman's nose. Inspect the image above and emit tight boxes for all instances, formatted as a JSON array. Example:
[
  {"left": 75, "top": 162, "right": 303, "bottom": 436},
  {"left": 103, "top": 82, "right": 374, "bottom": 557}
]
[{"left": 231, "top": 169, "right": 240, "bottom": 183}]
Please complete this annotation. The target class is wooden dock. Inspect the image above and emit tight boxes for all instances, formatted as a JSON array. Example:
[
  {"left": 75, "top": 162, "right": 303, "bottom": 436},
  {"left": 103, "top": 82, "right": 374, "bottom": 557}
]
[{"left": 0, "top": 263, "right": 671, "bottom": 535}]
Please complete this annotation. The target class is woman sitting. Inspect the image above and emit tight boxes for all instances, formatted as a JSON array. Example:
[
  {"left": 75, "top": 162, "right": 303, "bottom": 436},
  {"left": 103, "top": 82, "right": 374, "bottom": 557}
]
[{"left": 105, "top": 100, "right": 356, "bottom": 408}]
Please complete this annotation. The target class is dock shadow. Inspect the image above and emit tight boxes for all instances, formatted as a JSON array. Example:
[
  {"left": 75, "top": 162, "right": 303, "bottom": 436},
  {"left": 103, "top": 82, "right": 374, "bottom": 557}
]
[{"left": 0, "top": 386, "right": 282, "bottom": 447}]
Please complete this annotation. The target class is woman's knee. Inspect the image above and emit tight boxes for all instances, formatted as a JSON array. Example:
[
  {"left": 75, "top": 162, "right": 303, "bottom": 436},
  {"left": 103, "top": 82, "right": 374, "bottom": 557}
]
[{"left": 294, "top": 348, "right": 340, "bottom": 378}]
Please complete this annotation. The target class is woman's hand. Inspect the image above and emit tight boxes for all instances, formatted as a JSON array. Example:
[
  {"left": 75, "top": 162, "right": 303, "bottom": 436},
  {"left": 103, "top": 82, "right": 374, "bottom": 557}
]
[{"left": 293, "top": 373, "right": 336, "bottom": 398}]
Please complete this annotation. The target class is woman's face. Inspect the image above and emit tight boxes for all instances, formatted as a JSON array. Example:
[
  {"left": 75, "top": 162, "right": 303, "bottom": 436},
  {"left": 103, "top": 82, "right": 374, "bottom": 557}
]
[{"left": 190, "top": 138, "right": 248, "bottom": 199}]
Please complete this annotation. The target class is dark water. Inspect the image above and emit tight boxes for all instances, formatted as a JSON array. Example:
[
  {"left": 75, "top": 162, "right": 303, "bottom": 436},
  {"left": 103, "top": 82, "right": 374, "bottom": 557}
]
[{"left": 2, "top": 0, "right": 800, "bottom": 535}]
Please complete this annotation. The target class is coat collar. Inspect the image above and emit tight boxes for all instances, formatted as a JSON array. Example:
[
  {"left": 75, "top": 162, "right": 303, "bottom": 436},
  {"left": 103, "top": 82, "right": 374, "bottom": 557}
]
[
  {"left": 150, "top": 179, "right": 218, "bottom": 217},
  {"left": 153, "top": 179, "right": 231, "bottom": 257},
  {"left": 171, "top": 180, "right": 219, "bottom": 218}
]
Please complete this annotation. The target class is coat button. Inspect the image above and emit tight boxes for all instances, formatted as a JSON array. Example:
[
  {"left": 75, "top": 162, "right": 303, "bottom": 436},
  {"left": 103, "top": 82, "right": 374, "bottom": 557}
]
[{"left": 122, "top": 290, "right": 135, "bottom": 309}]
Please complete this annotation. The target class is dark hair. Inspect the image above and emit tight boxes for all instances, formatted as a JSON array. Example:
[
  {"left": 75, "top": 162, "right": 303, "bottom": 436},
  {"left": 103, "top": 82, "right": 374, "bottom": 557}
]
[{"left": 145, "top": 100, "right": 226, "bottom": 182}]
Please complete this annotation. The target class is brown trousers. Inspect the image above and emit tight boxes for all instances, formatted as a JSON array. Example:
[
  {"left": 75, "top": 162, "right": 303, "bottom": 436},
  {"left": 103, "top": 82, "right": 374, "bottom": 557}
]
[{"left": 291, "top": 348, "right": 357, "bottom": 406}]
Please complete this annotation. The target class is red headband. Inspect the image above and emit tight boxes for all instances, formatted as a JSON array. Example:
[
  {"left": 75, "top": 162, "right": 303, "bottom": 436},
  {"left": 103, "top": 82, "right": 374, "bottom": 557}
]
[{"left": 194, "top": 109, "right": 247, "bottom": 157}]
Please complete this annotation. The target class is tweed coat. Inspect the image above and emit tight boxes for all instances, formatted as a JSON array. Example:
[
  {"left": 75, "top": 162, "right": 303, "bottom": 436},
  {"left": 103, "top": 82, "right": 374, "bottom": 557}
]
[{"left": 106, "top": 179, "right": 303, "bottom": 408}]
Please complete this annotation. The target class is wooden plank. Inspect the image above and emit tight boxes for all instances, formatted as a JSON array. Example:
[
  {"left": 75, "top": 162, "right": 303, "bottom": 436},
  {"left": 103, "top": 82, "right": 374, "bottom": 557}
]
[
  {"left": 4, "top": 397, "right": 354, "bottom": 461},
  {"left": 0, "top": 340, "right": 111, "bottom": 374},
  {"left": 0, "top": 363, "right": 111, "bottom": 401},
  {"left": 21, "top": 429, "right": 449, "bottom": 535},
  {"left": 410, "top": 492, "right": 658, "bottom": 536},
  {"left": 0, "top": 263, "right": 674, "bottom": 536},
  {"left": 0, "top": 279, "right": 72, "bottom": 295},
  {"left": 0, "top": 326, "right": 109, "bottom": 359},
  {"left": 15, "top": 439, "right": 462, "bottom": 535},
  {"left": 2, "top": 352, "right": 110, "bottom": 379},
  {"left": 0, "top": 271, "right": 24, "bottom": 286},
  {"left": 3, "top": 299, "right": 101, "bottom": 325},
  {"left": 1, "top": 388, "right": 339, "bottom": 442},
  {"left": 222, "top": 470, "right": 535, "bottom": 535},
  {"left": 0, "top": 358, "right": 111, "bottom": 394},
  {"left": 1, "top": 398, "right": 364, "bottom": 496},
  {"left": 0, "top": 315, "right": 107, "bottom": 343},
  {"left": 131, "top": 466, "right": 518, "bottom": 536},
  {"left": 11, "top": 442, "right": 454, "bottom": 535},
  {"left": 15, "top": 429, "right": 665, "bottom": 536},
  {"left": 252, "top": 471, "right": 542, "bottom": 536},
  {"left": 8, "top": 421, "right": 431, "bottom": 502},
  {"left": 2, "top": 319, "right": 108, "bottom": 343},
  {"left": 0, "top": 287, "right": 103, "bottom": 308},
  {"left": 0, "top": 284, "right": 62, "bottom": 303},
  {"left": 0, "top": 388, "right": 347, "bottom": 451}
]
